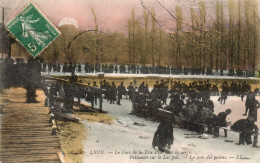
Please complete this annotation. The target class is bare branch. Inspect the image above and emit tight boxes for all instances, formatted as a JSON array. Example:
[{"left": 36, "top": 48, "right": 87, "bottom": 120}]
[
  {"left": 140, "top": 0, "right": 216, "bottom": 50},
  {"left": 154, "top": 0, "right": 216, "bottom": 38}
]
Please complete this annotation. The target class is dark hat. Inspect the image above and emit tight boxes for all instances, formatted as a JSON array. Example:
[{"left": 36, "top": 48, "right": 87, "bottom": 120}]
[{"left": 225, "top": 109, "right": 231, "bottom": 114}]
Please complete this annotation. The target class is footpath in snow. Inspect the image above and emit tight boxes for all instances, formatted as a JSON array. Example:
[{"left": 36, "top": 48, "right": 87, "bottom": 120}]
[{"left": 81, "top": 96, "right": 260, "bottom": 163}]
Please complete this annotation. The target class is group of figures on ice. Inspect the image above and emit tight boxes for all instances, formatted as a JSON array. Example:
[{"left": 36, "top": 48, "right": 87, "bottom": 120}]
[
  {"left": 48, "top": 76, "right": 260, "bottom": 153},
  {"left": 137, "top": 80, "right": 260, "bottom": 152}
]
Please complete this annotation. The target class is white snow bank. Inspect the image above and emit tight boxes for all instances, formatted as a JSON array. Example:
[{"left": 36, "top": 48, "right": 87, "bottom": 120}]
[{"left": 42, "top": 72, "right": 260, "bottom": 80}]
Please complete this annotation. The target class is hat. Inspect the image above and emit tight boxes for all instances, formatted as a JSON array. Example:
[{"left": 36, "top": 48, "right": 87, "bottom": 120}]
[{"left": 225, "top": 109, "right": 231, "bottom": 114}]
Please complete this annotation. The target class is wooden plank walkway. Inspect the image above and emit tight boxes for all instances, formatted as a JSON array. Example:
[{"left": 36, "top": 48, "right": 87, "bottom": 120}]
[{"left": 0, "top": 88, "right": 61, "bottom": 163}]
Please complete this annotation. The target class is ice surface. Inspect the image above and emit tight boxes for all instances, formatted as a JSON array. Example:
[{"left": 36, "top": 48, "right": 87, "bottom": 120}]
[{"left": 81, "top": 96, "right": 260, "bottom": 163}]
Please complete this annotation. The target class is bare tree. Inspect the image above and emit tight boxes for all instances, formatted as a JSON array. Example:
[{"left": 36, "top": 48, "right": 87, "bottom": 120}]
[
  {"left": 150, "top": 8, "right": 156, "bottom": 65},
  {"left": 144, "top": 9, "right": 149, "bottom": 65},
  {"left": 237, "top": 0, "right": 241, "bottom": 69},
  {"left": 128, "top": 18, "right": 132, "bottom": 64},
  {"left": 199, "top": 0, "right": 206, "bottom": 69},
  {"left": 91, "top": 7, "right": 103, "bottom": 63},
  {"left": 253, "top": 0, "right": 258, "bottom": 73},
  {"left": 227, "top": 0, "right": 235, "bottom": 70},
  {"left": 175, "top": 5, "right": 183, "bottom": 66},
  {"left": 131, "top": 9, "right": 137, "bottom": 64}
]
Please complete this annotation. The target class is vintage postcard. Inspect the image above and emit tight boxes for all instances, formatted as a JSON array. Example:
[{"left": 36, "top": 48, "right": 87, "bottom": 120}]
[{"left": 0, "top": 0, "right": 260, "bottom": 162}]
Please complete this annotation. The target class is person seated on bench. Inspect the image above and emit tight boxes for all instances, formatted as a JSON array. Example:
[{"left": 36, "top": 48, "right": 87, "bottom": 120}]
[
  {"left": 231, "top": 116, "right": 259, "bottom": 147},
  {"left": 213, "top": 109, "right": 232, "bottom": 137}
]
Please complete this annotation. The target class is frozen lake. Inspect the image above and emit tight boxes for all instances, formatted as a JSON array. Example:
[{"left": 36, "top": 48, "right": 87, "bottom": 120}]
[{"left": 80, "top": 95, "right": 260, "bottom": 163}]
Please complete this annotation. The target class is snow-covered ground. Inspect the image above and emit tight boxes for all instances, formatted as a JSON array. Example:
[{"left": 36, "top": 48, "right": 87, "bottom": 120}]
[
  {"left": 81, "top": 96, "right": 260, "bottom": 163},
  {"left": 42, "top": 72, "right": 260, "bottom": 80}
]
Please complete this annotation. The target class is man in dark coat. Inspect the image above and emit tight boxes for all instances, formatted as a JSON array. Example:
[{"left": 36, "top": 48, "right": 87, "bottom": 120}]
[
  {"left": 240, "top": 81, "right": 248, "bottom": 101},
  {"left": 127, "top": 82, "right": 134, "bottom": 101},
  {"left": 138, "top": 82, "right": 146, "bottom": 94},
  {"left": 115, "top": 65, "right": 118, "bottom": 73},
  {"left": 75, "top": 83, "right": 84, "bottom": 103},
  {"left": 219, "top": 81, "right": 229, "bottom": 104},
  {"left": 151, "top": 97, "right": 163, "bottom": 120},
  {"left": 213, "top": 109, "right": 231, "bottom": 137},
  {"left": 231, "top": 116, "right": 259, "bottom": 147},
  {"left": 85, "top": 83, "right": 95, "bottom": 107},
  {"left": 152, "top": 118, "right": 174, "bottom": 153},
  {"left": 244, "top": 92, "right": 260, "bottom": 121},
  {"left": 49, "top": 82, "right": 59, "bottom": 107},
  {"left": 50, "top": 82, "right": 58, "bottom": 96},
  {"left": 109, "top": 82, "right": 117, "bottom": 104},
  {"left": 117, "top": 82, "right": 126, "bottom": 105},
  {"left": 57, "top": 64, "right": 61, "bottom": 72},
  {"left": 169, "top": 94, "right": 184, "bottom": 116},
  {"left": 153, "top": 81, "right": 159, "bottom": 89},
  {"left": 202, "top": 96, "right": 214, "bottom": 113},
  {"left": 77, "top": 64, "right": 81, "bottom": 73},
  {"left": 92, "top": 81, "right": 99, "bottom": 105},
  {"left": 64, "top": 82, "right": 75, "bottom": 112}
]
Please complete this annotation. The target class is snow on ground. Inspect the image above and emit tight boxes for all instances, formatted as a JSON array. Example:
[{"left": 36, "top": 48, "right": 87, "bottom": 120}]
[
  {"left": 42, "top": 72, "right": 260, "bottom": 80},
  {"left": 81, "top": 96, "right": 260, "bottom": 163}
]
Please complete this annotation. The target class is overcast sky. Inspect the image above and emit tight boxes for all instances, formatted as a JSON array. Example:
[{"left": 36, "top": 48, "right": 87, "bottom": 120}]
[{"left": 0, "top": 0, "right": 259, "bottom": 33}]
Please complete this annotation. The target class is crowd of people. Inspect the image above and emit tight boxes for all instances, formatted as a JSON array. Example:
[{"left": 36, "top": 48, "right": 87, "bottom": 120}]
[
  {"left": 1, "top": 57, "right": 257, "bottom": 78},
  {"left": 131, "top": 79, "right": 259, "bottom": 149},
  {"left": 2, "top": 57, "right": 258, "bottom": 151},
  {"left": 42, "top": 62, "right": 256, "bottom": 77},
  {"left": 47, "top": 75, "right": 259, "bottom": 149}
]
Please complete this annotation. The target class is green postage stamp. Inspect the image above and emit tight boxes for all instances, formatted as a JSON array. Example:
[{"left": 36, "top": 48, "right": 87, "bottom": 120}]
[{"left": 6, "top": 3, "right": 60, "bottom": 57}]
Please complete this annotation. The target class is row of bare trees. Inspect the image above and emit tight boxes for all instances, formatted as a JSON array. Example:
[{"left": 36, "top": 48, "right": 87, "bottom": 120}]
[
  {"left": 10, "top": 0, "right": 259, "bottom": 71},
  {"left": 130, "top": 0, "right": 259, "bottom": 70},
  {"left": 128, "top": 9, "right": 166, "bottom": 66}
]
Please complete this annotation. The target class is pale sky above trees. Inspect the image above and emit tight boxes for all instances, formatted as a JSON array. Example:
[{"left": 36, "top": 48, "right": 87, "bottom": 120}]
[{"left": 1, "top": 0, "right": 259, "bottom": 34}]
